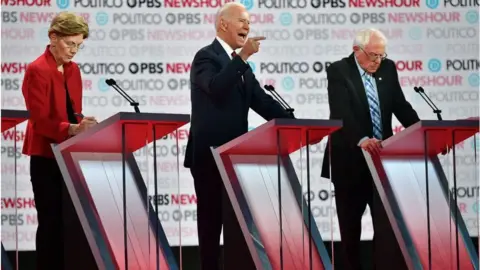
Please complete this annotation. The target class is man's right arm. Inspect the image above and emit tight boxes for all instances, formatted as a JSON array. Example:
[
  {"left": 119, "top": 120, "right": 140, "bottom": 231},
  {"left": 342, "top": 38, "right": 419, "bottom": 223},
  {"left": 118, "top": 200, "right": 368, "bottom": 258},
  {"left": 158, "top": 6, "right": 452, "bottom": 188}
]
[
  {"left": 191, "top": 50, "right": 250, "bottom": 101},
  {"left": 327, "top": 64, "right": 370, "bottom": 147}
]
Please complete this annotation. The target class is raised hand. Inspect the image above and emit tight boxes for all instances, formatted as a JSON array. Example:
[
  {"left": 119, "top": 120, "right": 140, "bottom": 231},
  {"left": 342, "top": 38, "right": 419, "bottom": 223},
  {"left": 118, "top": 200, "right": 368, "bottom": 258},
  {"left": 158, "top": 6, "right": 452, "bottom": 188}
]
[{"left": 238, "top": 36, "right": 266, "bottom": 61}]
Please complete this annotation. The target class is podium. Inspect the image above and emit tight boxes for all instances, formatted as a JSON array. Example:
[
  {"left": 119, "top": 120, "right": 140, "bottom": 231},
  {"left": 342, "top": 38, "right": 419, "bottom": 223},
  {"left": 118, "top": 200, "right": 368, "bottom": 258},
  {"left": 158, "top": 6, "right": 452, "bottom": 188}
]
[
  {"left": 1, "top": 109, "right": 29, "bottom": 270},
  {"left": 1, "top": 109, "right": 29, "bottom": 133},
  {"left": 211, "top": 118, "right": 342, "bottom": 269},
  {"left": 51, "top": 112, "right": 190, "bottom": 270},
  {"left": 363, "top": 119, "right": 479, "bottom": 269}
]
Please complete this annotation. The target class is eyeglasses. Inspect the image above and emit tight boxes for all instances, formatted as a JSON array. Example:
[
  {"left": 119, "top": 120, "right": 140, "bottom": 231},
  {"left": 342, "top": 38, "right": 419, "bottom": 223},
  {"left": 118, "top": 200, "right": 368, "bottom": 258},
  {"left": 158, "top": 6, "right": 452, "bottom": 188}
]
[
  {"left": 61, "top": 38, "right": 85, "bottom": 50},
  {"left": 361, "top": 47, "right": 387, "bottom": 61}
]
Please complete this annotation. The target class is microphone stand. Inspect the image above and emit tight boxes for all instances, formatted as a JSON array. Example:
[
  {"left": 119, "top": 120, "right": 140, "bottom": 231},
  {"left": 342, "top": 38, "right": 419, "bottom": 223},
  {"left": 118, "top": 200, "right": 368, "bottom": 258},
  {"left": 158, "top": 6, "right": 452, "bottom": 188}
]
[
  {"left": 106, "top": 78, "right": 141, "bottom": 113},
  {"left": 264, "top": 85, "right": 295, "bottom": 117},
  {"left": 414, "top": 86, "right": 442, "bottom": 120}
]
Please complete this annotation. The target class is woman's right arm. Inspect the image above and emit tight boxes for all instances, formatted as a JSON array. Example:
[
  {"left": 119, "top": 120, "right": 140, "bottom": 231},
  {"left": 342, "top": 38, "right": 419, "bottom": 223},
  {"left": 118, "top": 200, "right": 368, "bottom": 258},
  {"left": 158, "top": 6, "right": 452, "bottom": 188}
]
[{"left": 22, "top": 66, "right": 72, "bottom": 143}]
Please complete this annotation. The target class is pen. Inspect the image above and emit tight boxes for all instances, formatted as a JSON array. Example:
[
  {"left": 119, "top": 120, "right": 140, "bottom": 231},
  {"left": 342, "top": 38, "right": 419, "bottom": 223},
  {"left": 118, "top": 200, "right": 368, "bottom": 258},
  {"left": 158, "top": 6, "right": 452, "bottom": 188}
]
[{"left": 74, "top": 113, "right": 84, "bottom": 118}]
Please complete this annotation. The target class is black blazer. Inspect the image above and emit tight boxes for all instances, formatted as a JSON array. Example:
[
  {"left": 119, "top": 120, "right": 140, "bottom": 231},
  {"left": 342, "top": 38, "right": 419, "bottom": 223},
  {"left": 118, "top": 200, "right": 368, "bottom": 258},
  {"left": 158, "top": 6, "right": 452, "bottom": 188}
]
[
  {"left": 184, "top": 39, "right": 292, "bottom": 168},
  {"left": 321, "top": 53, "right": 420, "bottom": 181}
]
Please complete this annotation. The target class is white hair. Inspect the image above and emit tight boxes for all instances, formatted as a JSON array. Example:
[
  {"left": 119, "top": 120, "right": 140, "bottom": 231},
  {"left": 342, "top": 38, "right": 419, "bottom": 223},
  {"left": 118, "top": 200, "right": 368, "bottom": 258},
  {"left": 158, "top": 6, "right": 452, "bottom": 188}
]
[
  {"left": 215, "top": 2, "right": 245, "bottom": 30},
  {"left": 353, "top": 28, "right": 387, "bottom": 48}
]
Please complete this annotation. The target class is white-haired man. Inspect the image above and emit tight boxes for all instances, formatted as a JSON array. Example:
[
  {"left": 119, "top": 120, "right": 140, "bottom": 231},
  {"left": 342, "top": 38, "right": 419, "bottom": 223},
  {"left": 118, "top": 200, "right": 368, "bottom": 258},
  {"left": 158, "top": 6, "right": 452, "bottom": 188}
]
[
  {"left": 321, "top": 28, "right": 420, "bottom": 269},
  {"left": 184, "top": 2, "right": 294, "bottom": 269}
]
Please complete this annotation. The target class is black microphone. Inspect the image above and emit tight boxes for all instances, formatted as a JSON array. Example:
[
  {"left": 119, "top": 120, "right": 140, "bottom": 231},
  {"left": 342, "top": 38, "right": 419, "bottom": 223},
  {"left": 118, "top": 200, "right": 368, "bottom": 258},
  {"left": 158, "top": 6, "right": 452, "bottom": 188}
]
[
  {"left": 264, "top": 84, "right": 295, "bottom": 117},
  {"left": 106, "top": 79, "right": 140, "bottom": 113},
  {"left": 414, "top": 86, "right": 442, "bottom": 120}
]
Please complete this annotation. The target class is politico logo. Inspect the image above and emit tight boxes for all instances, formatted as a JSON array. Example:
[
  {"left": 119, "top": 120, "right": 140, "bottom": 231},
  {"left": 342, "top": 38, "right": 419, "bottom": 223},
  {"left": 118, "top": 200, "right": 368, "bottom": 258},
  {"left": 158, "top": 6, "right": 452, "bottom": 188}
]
[
  {"left": 427, "top": 58, "right": 442, "bottom": 72},
  {"left": 446, "top": 59, "right": 479, "bottom": 71},
  {"left": 56, "top": 0, "right": 69, "bottom": 9},
  {"left": 96, "top": 12, "right": 108, "bottom": 26},
  {"left": 258, "top": 0, "right": 307, "bottom": 8},
  {"left": 240, "top": 0, "right": 254, "bottom": 10},
  {"left": 427, "top": 0, "right": 480, "bottom": 9}
]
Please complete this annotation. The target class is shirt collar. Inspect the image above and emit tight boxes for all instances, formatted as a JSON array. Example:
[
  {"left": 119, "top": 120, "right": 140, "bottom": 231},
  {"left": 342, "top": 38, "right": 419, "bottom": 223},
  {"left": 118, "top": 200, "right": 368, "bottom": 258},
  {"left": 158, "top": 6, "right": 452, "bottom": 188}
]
[
  {"left": 354, "top": 54, "right": 369, "bottom": 78},
  {"left": 215, "top": 36, "right": 240, "bottom": 59}
]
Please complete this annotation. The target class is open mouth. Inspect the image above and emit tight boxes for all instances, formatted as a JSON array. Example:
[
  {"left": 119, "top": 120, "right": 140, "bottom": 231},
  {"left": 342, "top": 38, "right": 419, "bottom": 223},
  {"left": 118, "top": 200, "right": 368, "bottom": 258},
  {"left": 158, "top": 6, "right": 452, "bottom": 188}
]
[{"left": 238, "top": 33, "right": 247, "bottom": 41}]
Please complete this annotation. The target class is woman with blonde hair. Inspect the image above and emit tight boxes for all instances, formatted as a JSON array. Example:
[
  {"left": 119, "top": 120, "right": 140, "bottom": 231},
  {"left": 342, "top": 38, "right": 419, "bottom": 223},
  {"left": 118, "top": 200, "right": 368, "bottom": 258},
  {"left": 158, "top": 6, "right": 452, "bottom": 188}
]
[{"left": 22, "top": 12, "right": 97, "bottom": 269}]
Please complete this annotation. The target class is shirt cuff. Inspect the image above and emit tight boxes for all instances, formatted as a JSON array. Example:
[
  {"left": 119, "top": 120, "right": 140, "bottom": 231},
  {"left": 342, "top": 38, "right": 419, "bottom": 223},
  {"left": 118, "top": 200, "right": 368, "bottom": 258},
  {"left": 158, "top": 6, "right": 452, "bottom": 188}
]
[{"left": 358, "top": 136, "right": 369, "bottom": 146}]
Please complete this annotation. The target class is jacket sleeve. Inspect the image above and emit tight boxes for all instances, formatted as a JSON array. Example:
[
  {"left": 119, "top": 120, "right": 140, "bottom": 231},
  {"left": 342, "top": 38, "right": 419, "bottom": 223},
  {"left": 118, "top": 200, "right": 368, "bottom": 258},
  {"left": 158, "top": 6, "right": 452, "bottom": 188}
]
[
  {"left": 327, "top": 64, "right": 370, "bottom": 146},
  {"left": 22, "top": 66, "right": 71, "bottom": 143},
  {"left": 191, "top": 51, "right": 249, "bottom": 101}
]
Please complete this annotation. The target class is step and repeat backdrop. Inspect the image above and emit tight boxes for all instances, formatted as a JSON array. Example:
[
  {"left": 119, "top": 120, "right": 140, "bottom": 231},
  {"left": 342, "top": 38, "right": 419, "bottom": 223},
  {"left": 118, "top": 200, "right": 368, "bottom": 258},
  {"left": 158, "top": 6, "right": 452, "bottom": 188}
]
[{"left": 1, "top": 0, "right": 479, "bottom": 251}]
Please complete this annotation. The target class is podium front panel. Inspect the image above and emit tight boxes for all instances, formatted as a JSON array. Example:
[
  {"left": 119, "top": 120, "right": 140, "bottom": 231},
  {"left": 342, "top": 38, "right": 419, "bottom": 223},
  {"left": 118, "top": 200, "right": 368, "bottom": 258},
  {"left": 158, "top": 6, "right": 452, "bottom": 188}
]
[
  {"left": 54, "top": 151, "right": 175, "bottom": 269},
  {"left": 53, "top": 121, "right": 187, "bottom": 270},
  {"left": 52, "top": 113, "right": 190, "bottom": 270},
  {"left": 212, "top": 126, "right": 333, "bottom": 270},
  {"left": 364, "top": 127, "right": 479, "bottom": 269}
]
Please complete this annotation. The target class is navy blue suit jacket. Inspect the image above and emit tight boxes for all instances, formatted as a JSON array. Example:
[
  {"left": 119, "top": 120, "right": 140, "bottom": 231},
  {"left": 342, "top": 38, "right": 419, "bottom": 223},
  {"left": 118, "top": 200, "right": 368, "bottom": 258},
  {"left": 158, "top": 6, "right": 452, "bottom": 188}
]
[{"left": 184, "top": 39, "right": 292, "bottom": 168}]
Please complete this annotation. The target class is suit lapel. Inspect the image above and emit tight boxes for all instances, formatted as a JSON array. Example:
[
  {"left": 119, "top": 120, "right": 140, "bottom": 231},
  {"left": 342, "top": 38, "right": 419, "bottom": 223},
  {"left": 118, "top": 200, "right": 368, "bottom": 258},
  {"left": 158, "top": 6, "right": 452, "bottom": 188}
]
[
  {"left": 346, "top": 56, "right": 370, "bottom": 119},
  {"left": 211, "top": 39, "right": 246, "bottom": 99},
  {"left": 212, "top": 39, "right": 230, "bottom": 65}
]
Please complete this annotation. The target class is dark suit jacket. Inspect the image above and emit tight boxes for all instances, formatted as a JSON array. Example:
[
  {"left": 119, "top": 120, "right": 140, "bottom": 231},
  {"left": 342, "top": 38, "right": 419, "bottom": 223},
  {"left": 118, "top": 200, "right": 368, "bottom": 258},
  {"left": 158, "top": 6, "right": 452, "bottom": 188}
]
[
  {"left": 321, "top": 53, "right": 420, "bottom": 183},
  {"left": 184, "top": 39, "right": 292, "bottom": 168},
  {"left": 22, "top": 45, "right": 83, "bottom": 158}
]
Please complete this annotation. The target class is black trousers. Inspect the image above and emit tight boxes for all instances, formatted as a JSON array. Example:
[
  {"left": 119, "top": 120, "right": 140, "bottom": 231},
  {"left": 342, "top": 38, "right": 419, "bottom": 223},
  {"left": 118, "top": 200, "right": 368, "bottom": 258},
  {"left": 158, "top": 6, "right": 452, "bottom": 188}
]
[
  {"left": 30, "top": 156, "right": 97, "bottom": 270},
  {"left": 190, "top": 160, "right": 255, "bottom": 270},
  {"left": 333, "top": 157, "right": 407, "bottom": 270}
]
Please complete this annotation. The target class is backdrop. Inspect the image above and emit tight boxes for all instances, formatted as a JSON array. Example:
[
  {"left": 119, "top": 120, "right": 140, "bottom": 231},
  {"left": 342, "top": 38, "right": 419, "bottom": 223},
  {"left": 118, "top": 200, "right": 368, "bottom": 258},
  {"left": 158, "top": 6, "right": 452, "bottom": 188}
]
[{"left": 1, "top": 0, "right": 479, "bottom": 251}]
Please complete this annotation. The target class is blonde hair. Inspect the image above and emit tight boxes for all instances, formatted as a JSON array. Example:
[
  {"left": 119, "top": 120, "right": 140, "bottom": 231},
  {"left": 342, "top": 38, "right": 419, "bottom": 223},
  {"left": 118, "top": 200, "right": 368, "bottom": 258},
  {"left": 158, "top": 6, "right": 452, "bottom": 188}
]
[{"left": 48, "top": 12, "right": 89, "bottom": 39}]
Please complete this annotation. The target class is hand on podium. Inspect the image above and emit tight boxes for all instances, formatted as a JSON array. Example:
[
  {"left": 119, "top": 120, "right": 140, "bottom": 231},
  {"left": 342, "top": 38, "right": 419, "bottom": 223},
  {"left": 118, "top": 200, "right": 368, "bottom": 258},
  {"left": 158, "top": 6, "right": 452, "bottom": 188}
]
[
  {"left": 360, "top": 138, "right": 382, "bottom": 156},
  {"left": 69, "top": 116, "right": 97, "bottom": 136}
]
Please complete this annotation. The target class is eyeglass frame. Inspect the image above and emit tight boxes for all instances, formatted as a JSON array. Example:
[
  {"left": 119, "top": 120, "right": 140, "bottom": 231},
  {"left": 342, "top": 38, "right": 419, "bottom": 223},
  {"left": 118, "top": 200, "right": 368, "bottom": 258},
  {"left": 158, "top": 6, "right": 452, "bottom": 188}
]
[
  {"left": 360, "top": 47, "right": 387, "bottom": 62},
  {"left": 60, "top": 37, "right": 85, "bottom": 50}
]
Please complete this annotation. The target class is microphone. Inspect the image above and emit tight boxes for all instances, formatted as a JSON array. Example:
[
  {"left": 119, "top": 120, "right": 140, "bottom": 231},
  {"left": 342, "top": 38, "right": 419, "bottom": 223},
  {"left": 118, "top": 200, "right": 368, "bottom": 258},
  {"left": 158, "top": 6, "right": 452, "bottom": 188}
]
[
  {"left": 264, "top": 84, "right": 295, "bottom": 117},
  {"left": 106, "top": 79, "right": 140, "bottom": 113},
  {"left": 414, "top": 86, "right": 442, "bottom": 120}
]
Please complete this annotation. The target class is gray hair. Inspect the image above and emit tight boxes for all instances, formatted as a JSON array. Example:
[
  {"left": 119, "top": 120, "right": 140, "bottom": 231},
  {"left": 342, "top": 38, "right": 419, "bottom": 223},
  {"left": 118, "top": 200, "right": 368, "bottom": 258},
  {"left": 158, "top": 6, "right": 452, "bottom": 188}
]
[
  {"left": 353, "top": 28, "right": 387, "bottom": 48},
  {"left": 215, "top": 2, "right": 246, "bottom": 30}
]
